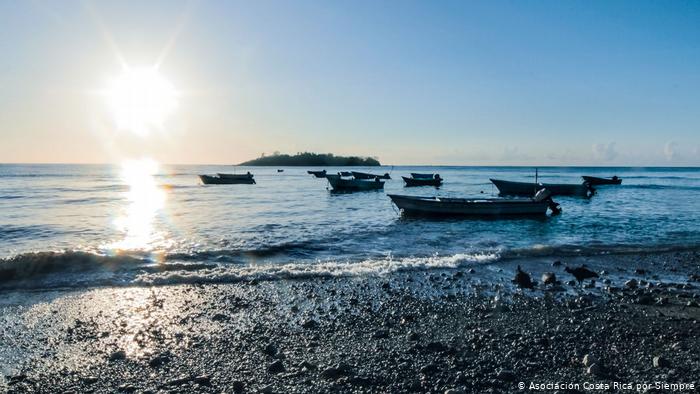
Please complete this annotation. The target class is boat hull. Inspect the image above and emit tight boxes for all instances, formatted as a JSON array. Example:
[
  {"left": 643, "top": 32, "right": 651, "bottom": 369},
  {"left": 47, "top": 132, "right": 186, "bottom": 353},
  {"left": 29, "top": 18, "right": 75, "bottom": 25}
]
[
  {"left": 410, "top": 173, "right": 435, "bottom": 179},
  {"left": 351, "top": 171, "right": 391, "bottom": 180},
  {"left": 308, "top": 170, "right": 327, "bottom": 178},
  {"left": 199, "top": 175, "right": 255, "bottom": 185},
  {"left": 217, "top": 173, "right": 254, "bottom": 180},
  {"left": 388, "top": 194, "right": 549, "bottom": 216},
  {"left": 326, "top": 175, "right": 384, "bottom": 191},
  {"left": 490, "top": 179, "right": 590, "bottom": 197},
  {"left": 402, "top": 176, "right": 442, "bottom": 187},
  {"left": 582, "top": 176, "right": 622, "bottom": 185}
]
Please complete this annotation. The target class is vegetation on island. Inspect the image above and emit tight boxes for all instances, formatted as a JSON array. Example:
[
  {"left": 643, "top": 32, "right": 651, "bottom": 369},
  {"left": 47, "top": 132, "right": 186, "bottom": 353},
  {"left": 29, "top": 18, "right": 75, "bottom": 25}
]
[{"left": 239, "top": 152, "right": 381, "bottom": 166}]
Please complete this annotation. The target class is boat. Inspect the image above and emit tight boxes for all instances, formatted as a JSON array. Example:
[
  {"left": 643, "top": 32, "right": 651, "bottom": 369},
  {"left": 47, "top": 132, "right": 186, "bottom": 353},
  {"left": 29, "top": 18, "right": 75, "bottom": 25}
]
[
  {"left": 339, "top": 171, "right": 352, "bottom": 177},
  {"left": 388, "top": 189, "right": 560, "bottom": 217},
  {"left": 490, "top": 179, "right": 593, "bottom": 197},
  {"left": 582, "top": 175, "right": 621, "bottom": 185},
  {"left": 402, "top": 174, "right": 442, "bottom": 187},
  {"left": 326, "top": 174, "right": 384, "bottom": 191},
  {"left": 307, "top": 170, "right": 327, "bottom": 178},
  {"left": 199, "top": 174, "right": 255, "bottom": 185},
  {"left": 277, "top": 169, "right": 284, "bottom": 173},
  {"left": 217, "top": 172, "right": 254, "bottom": 180},
  {"left": 351, "top": 171, "right": 391, "bottom": 180},
  {"left": 410, "top": 173, "right": 435, "bottom": 179}
]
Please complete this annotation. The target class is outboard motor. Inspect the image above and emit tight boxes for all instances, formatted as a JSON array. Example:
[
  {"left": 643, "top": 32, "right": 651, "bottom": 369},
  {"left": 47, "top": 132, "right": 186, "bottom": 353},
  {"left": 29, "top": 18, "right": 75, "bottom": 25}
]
[
  {"left": 534, "top": 188, "right": 562, "bottom": 215},
  {"left": 584, "top": 182, "right": 596, "bottom": 198}
]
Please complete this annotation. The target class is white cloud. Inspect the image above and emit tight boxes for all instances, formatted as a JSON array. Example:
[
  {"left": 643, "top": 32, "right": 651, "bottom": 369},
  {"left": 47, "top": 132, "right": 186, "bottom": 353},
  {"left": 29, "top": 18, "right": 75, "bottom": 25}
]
[
  {"left": 592, "top": 142, "right": 617, "bottom": 161},
  {"left": 664, "top": 141, "right": 679, "bottom": 161}
]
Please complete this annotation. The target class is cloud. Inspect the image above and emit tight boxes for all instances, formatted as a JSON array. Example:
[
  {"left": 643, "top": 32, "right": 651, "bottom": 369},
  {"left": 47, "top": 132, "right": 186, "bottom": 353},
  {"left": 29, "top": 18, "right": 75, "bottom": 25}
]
[
  {"left": 592, "top": 142, "right": 617, "bottom": 162},
  {"left": 500, "top": 146, "right": 533, "bottom": 162},
  {"left": 664, "top": 141, "right": 679, "bottom": 161}
]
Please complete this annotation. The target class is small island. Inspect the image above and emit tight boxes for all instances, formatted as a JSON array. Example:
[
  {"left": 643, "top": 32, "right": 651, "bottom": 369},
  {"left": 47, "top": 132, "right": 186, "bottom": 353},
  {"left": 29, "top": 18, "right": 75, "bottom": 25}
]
[{"left": 239, "top": 152, "right": 381, "bottom": 166}]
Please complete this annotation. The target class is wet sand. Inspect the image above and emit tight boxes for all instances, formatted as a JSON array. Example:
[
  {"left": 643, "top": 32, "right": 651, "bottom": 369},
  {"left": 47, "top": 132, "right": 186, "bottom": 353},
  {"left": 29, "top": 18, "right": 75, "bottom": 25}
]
[{"left": 1, "top": 250, "right": 699, "bottom": 393}]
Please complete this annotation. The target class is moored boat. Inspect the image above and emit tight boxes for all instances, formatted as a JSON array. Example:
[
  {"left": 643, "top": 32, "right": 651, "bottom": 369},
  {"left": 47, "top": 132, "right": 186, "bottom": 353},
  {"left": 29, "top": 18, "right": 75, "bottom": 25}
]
[
  {"left": 307, "top": 170, "right": 327, "bottom": 178},
  {"left": 351, "top": 171, "right": 391, "bottom": 180},
  {"left": 490, "top": 179, "right": 593, "bottom": 197},
  {"left": 339, "top": 171, "right": 352, "bottom": 177},
  {"left": 582, "top": 175, "right": 622, "bottom": 185},
  {"left": 217, "top": 172, "right": 254, "bottom": 180},
  {"left": 326, "top": 174, "right": 384, "bottom": 191},
  {"left": 388, "top": 189, "right": 560, "bottom": 217},
  {"left": 200, "top": 174, "right": 256, "bottom": 185},
  {"left": 410, "top": 173, "right": 435, "bottom": 179},
  {"left": 402, "top": 174, "right": 442, "bottom": 187}
]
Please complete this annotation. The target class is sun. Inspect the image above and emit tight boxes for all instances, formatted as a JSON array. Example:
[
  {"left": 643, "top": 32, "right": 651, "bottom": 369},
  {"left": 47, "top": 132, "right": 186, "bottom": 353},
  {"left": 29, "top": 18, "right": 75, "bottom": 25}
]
[{"left": 103, "top": 66, "right": 178, "bottom": 136}]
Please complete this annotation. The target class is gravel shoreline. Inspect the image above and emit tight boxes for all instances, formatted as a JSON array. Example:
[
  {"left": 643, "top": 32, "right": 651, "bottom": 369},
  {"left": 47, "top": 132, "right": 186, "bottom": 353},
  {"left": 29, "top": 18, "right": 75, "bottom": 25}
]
[{"left": 1, "top": 250, "right": 699, "bottom": 393}]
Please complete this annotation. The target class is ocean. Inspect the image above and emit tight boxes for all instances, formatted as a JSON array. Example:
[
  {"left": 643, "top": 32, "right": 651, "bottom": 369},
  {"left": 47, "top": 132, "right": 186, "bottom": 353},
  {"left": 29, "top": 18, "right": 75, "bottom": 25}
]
[{"left": 1, "top": 164, "right": 699, "bottom": 290}]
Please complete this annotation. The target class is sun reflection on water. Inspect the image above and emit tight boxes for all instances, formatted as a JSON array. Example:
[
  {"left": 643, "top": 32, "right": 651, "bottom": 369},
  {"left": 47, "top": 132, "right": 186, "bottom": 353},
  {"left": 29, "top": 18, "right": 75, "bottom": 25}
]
[{"left": 107, "top": 158, "right": 169, "bottom": 252}]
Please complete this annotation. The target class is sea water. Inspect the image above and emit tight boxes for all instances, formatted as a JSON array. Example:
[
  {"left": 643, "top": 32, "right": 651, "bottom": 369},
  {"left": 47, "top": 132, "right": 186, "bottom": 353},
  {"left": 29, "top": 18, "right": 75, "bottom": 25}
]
[{"left": 1, "top": 164, "right": 698, "bottom": 289}]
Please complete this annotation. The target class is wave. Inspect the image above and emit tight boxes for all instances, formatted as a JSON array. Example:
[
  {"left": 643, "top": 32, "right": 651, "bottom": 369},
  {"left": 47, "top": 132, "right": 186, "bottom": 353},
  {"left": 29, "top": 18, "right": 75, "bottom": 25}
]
[
  {"left": 137, "top": 252, "right": 498, "bottom": 286},
  {"left": 0, "top": 251, "right": 146, "bottom": 284}
]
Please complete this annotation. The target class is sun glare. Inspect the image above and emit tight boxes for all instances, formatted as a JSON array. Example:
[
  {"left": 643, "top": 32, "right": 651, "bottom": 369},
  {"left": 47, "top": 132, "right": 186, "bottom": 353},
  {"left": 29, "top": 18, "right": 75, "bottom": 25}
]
[
  {"left": 109, "top": 158, "right": 167, "bottom": 251},
  {"left": 103, "top": 67, "right": 178, "bottom": 136}
]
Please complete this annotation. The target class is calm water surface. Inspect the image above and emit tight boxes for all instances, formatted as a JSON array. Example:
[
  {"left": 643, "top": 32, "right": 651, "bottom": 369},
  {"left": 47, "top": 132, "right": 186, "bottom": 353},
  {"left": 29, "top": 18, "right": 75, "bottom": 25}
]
[{"left": 1, "top": 164, "right": 698, "bottom": 288}]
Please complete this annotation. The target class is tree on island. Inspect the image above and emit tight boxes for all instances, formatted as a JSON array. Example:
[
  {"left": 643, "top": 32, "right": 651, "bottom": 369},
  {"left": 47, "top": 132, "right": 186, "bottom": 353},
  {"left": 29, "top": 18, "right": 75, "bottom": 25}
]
[{"left": 239, "top": 152, "right": 381, "bottom": 166}]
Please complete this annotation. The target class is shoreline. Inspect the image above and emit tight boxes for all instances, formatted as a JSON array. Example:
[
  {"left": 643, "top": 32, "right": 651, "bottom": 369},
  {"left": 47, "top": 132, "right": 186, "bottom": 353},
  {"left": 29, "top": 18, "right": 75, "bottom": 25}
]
[{"left": 1, "top": 249, "right": 699, "bottom": 393}]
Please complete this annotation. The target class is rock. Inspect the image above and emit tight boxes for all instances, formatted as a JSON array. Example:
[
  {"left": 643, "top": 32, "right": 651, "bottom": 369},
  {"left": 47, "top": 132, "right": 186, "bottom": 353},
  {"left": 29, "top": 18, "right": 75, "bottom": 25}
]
[
  {"left": 407, "top": 331, "right": 420, "bottom": 341},
  {"left": 267, "top": 360, "right": 285, "bottom": 374},
  {"left": 166, "top": 375, "right": 192, "bottom": 386},
  {"left": 445, "top": 389, "right": 466, "bottom": 394},
  {"left": 687, "top": 301, "right": 699, "bottom": 308},
  {"left": 425, "top": 341, "right": 448, "bottom": 352},
  {"left": 82, "top": 376, "right": 98, "bottom": 384},
  {"left": 468, "top": 268, "right": 476, "bottom": 274},
  {"left": 420, "top": 364, "right": 439, "bottom": 375},
  {"left": 636, "top": 295, "right": 654, "bottom": 305},
  {"left": 653, "top": 356, "right": 670, "bottom": 368},
  {"left": 625, "top": 279, "right": 638, "bottom": 289},
  {"left": 108, "top": 350, "right": 126, "bottom": 361},
  {"left": 542, "top": 272, "right": 557, "bottom": 286},
  {"left": 263, "top": 342, "right": 278, "bottom": 357},
  {"left": 587, "top": 363, "right": 603, "bottom": 376},
  {"left": 635, "top": 268, "right": 647, "bottom": 275},
  {"left": 211, "top": 313, "right": 229, "bottom": 322},
  {"left": 301, "top": 319, "right": 317, "bottom": 329},
  {"left": 231, "top": 380, "right": 245, "bottom": 393},
  {"left": 259, "top": 384, "right": 274, "bottom": 394},
  {"left": 148, "top": 353, "right": 170, "bottom": 368},
  {"left": 321, "top": 363, "right": 351, "bottom": 380},
  {"left": 496, "top": 370, "right": 516, "bottom": 381},
  {"left": 582, "top": 354, "right": 596, "bottom": 367},
  {"left": 552, "top": 260, "right": 562, "bottom": 267},
  {"left": 374, "top": 329, "right": 389, "bottom": 339},
  {"left": 299, "top": 360, "right": 317, "bottom": 371},
  {"left": 194, "top": 375, "right": 211, "bottom": 386}
]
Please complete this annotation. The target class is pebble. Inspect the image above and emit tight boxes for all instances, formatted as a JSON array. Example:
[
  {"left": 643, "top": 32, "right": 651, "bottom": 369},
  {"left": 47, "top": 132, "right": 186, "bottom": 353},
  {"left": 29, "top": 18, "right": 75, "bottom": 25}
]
[
  {"left": 267, "top": 360, "right": 285, "bottom": 374},
  {"left": 653, "top": 356, "right": 670, "bottom": 368},
  {"left": 108, "top": 350, "right": 126, "bottom": 361},
  {"left": 625, "top": 279, "right": 638, "bottom": 289},
  {"left": 582, "top": 354, "right": 596, "bottom": 367},
  {"left": 496, "top": 370, "right": 515, "bottom": 381}
]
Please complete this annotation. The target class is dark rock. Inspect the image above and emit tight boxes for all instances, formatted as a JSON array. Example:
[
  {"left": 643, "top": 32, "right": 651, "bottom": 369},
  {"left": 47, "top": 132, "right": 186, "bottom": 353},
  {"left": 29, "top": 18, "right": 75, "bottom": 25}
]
[
  {"left": 653, "top": 356, "right": 670, "bottom": 368},
  {"left": 420, "top": 363, "right": 439, "bottom": 375},
  {"left": 496, "top": 369, "right": 516, "bottom": 381},
  {"left": 194, "top": 375, "right": 211, "bottom": 386},
  {"left": 108, "top": 350, "right": 126, "bottom": 361},
  {"left": 301, "top": 319, "right": 317, "bottom": 329},
  {"left": 320, "top": 363, "right": 351, "bottom": 380},
  {"left": 231, "top": 380, "right": 245, "bottom": 393},
  {"left": 374, "top": 329, "right": 389, "bottom": 339},
  {"left": 267, "top": 360, "right": 285, "bottom": 374}
]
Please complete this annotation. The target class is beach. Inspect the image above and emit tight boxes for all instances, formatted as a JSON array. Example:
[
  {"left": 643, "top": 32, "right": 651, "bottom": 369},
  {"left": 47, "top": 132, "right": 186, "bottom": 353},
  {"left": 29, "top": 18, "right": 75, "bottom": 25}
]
[{"left": 2, "top": 249, "right": 699, "bottom": 393}]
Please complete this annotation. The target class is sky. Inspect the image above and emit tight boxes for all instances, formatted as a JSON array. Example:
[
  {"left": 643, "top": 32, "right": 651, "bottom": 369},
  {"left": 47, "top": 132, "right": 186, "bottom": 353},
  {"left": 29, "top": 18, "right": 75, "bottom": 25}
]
[{"left": 0, "top": 0, "right": 699, "bottom": 166}]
